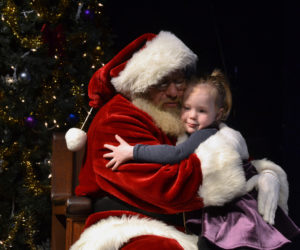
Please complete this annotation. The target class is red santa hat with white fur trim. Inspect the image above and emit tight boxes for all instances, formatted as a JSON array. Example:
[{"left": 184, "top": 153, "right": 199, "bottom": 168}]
[
  {"left": 88, "top": 30, "right": 197, "bottom": 108},
  {"left": 65, "top": 31, "right": 198, "bottom": 151}
]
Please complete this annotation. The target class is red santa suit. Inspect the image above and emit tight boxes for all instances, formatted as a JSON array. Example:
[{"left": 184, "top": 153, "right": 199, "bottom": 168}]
[
  {"left": 75, "top": 93, "right": 247, "bottom": 213},
  {"left": 69, "top": 31, "right": 287, "bottom": 249}
]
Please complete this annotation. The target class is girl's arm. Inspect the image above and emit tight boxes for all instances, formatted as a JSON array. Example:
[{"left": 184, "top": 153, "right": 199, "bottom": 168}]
[
  {"left": 134, "top": 128, "right": 217, "bottom": 164},
  {"left": 104, "top": 128, "right": 217, "bottom": 170}
]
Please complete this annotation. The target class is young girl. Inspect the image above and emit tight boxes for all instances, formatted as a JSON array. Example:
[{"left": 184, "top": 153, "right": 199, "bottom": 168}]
[{"left": 103, "top": 69, "right": 299, "bottom": 249}]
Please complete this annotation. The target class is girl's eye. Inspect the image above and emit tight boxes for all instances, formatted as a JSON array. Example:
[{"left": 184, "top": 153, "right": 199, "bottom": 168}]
[
  {"left": 198, "top": 109, "right": 206, "bottom": 113},
  {"left": 183, "top": 106, "right": 190, "bottom": 110}
]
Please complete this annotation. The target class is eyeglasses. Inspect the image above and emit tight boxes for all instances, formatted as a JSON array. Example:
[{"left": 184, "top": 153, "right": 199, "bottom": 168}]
[{"left": 154, "top": 78, "right": 187, "bottom": 91}]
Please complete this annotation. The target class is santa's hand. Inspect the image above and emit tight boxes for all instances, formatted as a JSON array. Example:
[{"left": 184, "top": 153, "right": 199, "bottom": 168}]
[
  {"left": 246, "top": 170, "right": 280, "bottom": 225},
  {"left": 103, "top": 135, "right": 134, "bottom": 171}
]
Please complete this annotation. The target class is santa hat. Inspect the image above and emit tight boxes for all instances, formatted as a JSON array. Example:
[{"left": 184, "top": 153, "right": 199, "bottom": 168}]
[
  {"left": 89, "top": 30, "right": 198, "bottom": 108},
  {"left": 66, "top": 31, "right": 198, "bottom": 151}
]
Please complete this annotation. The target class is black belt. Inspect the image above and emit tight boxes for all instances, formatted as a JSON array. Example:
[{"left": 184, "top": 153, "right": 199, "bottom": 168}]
[{"left": 93, "top": 195, "right": 184, "bottom": 227}]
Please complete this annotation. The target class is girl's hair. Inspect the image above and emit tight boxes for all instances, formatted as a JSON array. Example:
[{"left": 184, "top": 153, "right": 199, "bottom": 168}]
[{"left": 188, "top": 69, "right": 232, "bottom": 121}]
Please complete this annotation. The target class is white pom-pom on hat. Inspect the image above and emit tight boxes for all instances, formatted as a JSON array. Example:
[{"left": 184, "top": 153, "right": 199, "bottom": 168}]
[
  {"left": 65, "top": 107, "right": 93, "bottom": 152},
  {"left": 65, "top": 128, "right": 87, "bottom": 151}
]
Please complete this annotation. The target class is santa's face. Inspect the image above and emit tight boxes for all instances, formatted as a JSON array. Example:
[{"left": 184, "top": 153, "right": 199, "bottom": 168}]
[{"left": 147, "top": 70, "right": 187, "bottom": 113}]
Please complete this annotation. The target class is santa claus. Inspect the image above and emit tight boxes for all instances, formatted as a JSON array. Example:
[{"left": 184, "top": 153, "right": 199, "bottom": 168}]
[{"left": 67, "top": 31, "right": 296, "bottom": 249}]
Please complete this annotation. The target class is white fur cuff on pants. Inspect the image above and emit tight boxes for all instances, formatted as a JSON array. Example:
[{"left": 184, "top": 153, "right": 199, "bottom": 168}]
[{"left": 70, "top": 215, "right": 198, "bottom": 250}]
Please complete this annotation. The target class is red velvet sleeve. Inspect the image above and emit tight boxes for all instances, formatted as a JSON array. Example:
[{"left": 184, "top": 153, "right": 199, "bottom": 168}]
[{"left": 77, "top": 95, "right": 204, "bottom": 214}]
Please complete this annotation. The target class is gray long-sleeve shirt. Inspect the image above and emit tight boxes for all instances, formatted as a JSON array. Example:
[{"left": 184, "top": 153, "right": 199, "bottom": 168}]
[{"left": 133, "top": 128, "right": 217, "bottom": 164}]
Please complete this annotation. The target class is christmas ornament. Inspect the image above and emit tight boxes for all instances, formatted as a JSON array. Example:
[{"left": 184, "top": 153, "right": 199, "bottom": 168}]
[
  {"left": 19, "top": 69, "right": 31, "bottom": 82},
  {"left": 83, "top": 9, "right": 94, "bottom": 20},
  {"left": 84, "top": 9, "right": 91, "bottom": 15},
  {"left": 25, "top": 116, "right": 37, "bottom": 128},
  {"left": 67, "top": 113, "right": 79, "bottom": 125}
]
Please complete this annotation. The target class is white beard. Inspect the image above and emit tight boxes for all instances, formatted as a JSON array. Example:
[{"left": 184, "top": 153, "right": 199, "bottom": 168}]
[{"left": 132, "top": 98, "right": 185, "bottom": 137}]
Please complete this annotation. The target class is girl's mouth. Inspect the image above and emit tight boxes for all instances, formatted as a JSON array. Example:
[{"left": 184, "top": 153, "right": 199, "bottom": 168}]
[{"left": 187, "top": 123, "right": 198, "bottom": 128}]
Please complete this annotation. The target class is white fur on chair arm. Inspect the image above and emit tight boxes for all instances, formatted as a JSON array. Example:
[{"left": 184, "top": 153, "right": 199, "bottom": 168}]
[
  {"left": 195, "top": 131, "right": 247, "bottom": 206},
  {"left": 251, "top": 159, "right": 289, "bottom": 214}
]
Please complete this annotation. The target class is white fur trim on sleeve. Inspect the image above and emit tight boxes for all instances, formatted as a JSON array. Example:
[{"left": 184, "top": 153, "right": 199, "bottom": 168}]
[
  {"left": 251, "top": 159, "right": 289, "bottom": 214},
  {"left": 70, "top": 215, "right": 198, "bottom": 250},
  {"left": 111, "top": 31, "right": 197, "bottom": 95},
  {"left": 195, "top": 131, "right": 247, "bottom": 206},
  {"left": 218, "top": 123, "right": 249, "bottom": 160}
]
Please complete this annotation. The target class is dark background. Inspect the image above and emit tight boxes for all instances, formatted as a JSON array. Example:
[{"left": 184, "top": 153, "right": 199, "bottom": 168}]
[{"left": 105, "top": 0, "right": 300, "bottom": 246}]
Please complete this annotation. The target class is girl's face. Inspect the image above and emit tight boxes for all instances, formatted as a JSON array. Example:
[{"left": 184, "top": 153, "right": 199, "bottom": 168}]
[{"left": 181, "top": 84, "right": 221, "bottom": 134}]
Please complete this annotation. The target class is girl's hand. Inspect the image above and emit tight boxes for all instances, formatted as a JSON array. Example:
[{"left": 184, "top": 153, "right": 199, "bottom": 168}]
[{"left": 103, "top": 135, "right": 134, "bottom": 171}]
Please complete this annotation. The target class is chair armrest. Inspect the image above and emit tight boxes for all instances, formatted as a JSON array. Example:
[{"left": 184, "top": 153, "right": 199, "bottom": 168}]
[
  {"left": 51, "top": 133, "right": 74, "bottom": 202},
  {"left": 66, "top": 196, "right": 93, "bottom": 217}
]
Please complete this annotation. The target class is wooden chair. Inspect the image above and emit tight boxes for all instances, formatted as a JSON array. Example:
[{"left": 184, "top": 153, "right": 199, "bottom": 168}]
[{"left": 51, "top": 132, "right": 92, "bottom": 250}]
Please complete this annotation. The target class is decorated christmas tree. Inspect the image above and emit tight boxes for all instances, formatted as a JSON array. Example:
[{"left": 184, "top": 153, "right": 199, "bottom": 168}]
[{"left": 0, "top": 0, "right": 113, "bottom": 248}]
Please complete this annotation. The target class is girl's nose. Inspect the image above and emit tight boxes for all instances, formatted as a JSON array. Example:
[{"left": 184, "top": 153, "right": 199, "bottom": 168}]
[{"left": 188, "top": 109, "right": 197, "bottom": 119}]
